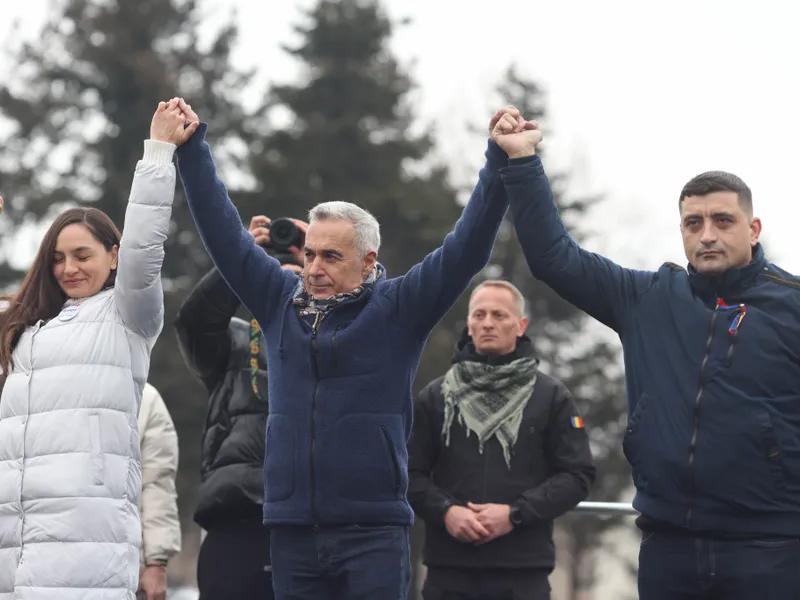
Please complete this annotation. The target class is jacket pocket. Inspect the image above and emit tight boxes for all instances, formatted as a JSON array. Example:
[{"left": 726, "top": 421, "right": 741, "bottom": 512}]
[
  {"left": 380, "top": 425, "right": 401, "bottom": 495},
  {"left": 88, "top": 413, "right": 104, "bottom": 486},
  {"left": 758, "top": 411, "right": 787, "bottom": 493},
  {"left": 334, "top": 415, "right": 407, "bottom": 502},
  {"left": 263, "top": 415, "right": 296, "bottom": 502},
  {"left": 623, "top": 394, "right": 650, "bottom": 490}
]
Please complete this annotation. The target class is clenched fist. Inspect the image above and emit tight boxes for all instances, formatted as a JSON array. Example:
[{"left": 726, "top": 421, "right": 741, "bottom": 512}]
[
  {"left": 150, "top": 98, "right": 199, "bottom": 146},
  {"left": 489, "top": 105, "right": 542, "bottom": 159}
]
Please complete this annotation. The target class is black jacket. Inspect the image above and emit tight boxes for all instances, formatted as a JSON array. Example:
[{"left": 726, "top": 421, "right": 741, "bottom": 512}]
[
  {"left": 174, "top": 268, "right": 269, "bottom": 529},
  {"left": 408, "top": 333, "right": 595, "bottom": 570}
]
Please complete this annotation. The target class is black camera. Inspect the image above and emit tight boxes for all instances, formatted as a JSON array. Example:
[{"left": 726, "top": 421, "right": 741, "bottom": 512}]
[{"left": 262, "top": 217, "right": 305, "bottom": 266}]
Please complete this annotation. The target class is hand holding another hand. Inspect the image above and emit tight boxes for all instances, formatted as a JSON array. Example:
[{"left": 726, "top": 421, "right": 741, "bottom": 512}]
[
  {"left": 150, "top": 97, "right": 199, "bottom": 146},
  {"left": 489, "top": 104, "right": 542, "bottom": 159},
  {"left": 444, "top": 505, "right": 490, "bottom": 543},
  {"left": 467, "top": 502, "right": 514, "bottom": 545}
]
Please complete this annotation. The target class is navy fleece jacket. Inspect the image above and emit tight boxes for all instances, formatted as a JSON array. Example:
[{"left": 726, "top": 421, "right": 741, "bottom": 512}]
[
  {"left": 505, "top": 154, "right": 800, "bottom": 537},
  {"left": 176, "top": 123, "right": 511, "bottom": 526}
]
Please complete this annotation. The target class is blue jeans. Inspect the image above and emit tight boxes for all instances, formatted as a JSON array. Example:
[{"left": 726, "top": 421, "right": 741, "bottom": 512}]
[
  {"left": 638, "top": 530, "right": 800, "bottom": 599},
  {"left": 270, "top": 524, "right": 410, "bottom": 600}
]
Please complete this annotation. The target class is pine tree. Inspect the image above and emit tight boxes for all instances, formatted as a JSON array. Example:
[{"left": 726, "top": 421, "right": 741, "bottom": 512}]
[
  {"left": 0, "top": 0, "right": 251, "bottom": 572},
  {"left": 477, "top": 65, "right": 633, "bottom": 597}
]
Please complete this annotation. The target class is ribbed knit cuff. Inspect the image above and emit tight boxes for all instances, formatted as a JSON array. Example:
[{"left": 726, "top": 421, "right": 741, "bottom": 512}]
[
  {"left": 145, "top": 557, "right": 168, "bottom": 568},
  {"left": 143, "top": 139, "right": 177, "bottom": 165}
]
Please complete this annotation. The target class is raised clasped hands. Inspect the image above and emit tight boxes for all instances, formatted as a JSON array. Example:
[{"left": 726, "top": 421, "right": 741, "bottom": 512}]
[
  {"left": 150, "top": 97, "right": 199, "bottom": 146},
  {"left": 489, "top": 104, "right": 542, "bottom": 159}
]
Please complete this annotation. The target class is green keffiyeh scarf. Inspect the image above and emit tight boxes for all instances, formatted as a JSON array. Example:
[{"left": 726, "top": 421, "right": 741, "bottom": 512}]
[{"left": 442, "top": 356, "right": 539, "bottom": 468}]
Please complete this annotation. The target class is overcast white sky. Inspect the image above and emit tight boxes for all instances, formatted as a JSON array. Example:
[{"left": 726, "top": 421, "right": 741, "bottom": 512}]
[{"left": 4, "top": 0, "right": 800, "bottom": 273}]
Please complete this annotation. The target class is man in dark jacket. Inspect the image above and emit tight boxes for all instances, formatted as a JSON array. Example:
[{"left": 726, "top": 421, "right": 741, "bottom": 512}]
[
  {"left": 174, "top": 99, "right": 538, "bottom": 600},
  {"left": 501, "top": 121, "right": 800, "bottom": 598},
  {"left": 409, "top": 280, "right": 594, "bottom": 600},
  {"left": 174, "top": 216, "right": 302, "bottom": 600}
]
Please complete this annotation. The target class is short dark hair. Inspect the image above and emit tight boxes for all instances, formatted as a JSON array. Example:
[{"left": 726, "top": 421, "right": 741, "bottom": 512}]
[{"left": 679, "top": 171, "right": 752, "bottom": 216}]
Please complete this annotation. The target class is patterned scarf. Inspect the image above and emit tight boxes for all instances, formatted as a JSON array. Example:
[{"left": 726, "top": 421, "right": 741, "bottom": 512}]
[
  {"left": 442, "top": 356, "right": 540, "bottom": 468},
  {"left": 291, "top": 265, "right": 383, "bottom": 329}
]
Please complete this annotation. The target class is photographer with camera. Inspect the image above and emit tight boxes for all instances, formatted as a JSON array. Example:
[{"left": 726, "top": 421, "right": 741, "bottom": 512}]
[{"left": 174, "top": 214, "right": 303, "bottom": 600}]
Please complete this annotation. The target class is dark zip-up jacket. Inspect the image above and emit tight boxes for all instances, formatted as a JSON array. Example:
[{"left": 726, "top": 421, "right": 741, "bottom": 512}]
[
  {"left": 174, "top": 267, "right": 269, "bottom": 529},
  {"left": 176, "top": 124, "right": 512, "bottom": 526},
  {"left": 408, "top": 333, "right": 594, "bottom": 569},
  {"left": 505, "top": 154, "right": 800, "bottom": 537}
]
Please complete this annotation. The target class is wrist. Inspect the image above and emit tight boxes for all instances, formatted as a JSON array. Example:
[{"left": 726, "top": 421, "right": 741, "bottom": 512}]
[
  {"left": 509, "top": 505, "right": 524, "bottom": 528},
  {"left": 441, "top": 500, "right": 457, "bottom": 520},
  {"left": 145, "top": 558, "right": 168, "bottom": 569},
  {"left": 507, "top": 148, "right": 536, "bottom": 160},
  {"left": 143, "top": 139, "right": 176, "bottom": 165}
]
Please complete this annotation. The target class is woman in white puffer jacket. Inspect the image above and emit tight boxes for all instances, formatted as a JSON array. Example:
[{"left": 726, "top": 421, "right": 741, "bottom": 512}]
[{"left": 0, "top": 99, "right": 199, "bottom": 600}]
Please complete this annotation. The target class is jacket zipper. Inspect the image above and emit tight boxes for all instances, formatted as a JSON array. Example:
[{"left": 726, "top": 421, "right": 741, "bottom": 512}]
[
  {"left": 482, "top": 442, "right": 490, "bottom": 503},
  {"left": 331, "top": 326, "right": 340, "bottom": 369},
  {"left": 685, "top": 305, "right": 719, "bottom": 525},
  {"left": 309, "top": 313, "right": 321, "bottom": 524},
  {"left": 379, "top": 425, "right": 401, "bottom": 495},
  {"left": 723, "top": 304, "right": 746, "bottom": 368}
]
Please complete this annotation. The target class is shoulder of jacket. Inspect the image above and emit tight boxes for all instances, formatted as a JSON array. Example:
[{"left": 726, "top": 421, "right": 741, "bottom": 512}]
[
  {"left": 418, "top": 375, "right": 447, "bottom": 403},
  {"left": 141, "top": 382, "right": 158, "bottom": 405},
  {"left": 533, "top": 371, "right": 569, "bottom": 399},
  {"left": 661, "top": 262, "right": 686, "bottom": 273},
  {"left": 139, "top": 382, "right": 158, "bottom": 422},
  {"left": 761, "top": 264, "right": 800, "bottom": 291}
]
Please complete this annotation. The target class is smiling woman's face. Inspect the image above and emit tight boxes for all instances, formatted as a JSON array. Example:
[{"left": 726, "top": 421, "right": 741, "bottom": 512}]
[{"left": 52, "top": 223, "right": 118, "bottom": 299}]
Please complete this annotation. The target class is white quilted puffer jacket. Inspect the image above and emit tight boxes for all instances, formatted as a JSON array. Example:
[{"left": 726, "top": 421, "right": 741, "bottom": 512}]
[{"left": 0, "top": 139, "right": 176, "bottom": 600}]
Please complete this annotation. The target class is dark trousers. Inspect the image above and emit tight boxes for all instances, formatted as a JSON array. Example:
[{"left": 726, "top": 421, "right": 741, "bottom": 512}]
[
  {"left": 422, "top": 566, "right": 551, "bottom": 600},
  {"left": 270, "top": 524, "right": 410, "bottom": 600},
  {"left": 197, "top": 519, "right": 273, "bottom": 600},
  {"left": 638, "top": 530, "right": 800, "bottom": 599}
]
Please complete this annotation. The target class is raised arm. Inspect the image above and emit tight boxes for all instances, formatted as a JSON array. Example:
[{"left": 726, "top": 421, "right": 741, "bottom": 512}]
[
  {"left": 500, "top": 143, "right": 654, "bottom": 332},
  {"left": 114, "top": 101, "right": 189, "bottom": 339},
  {"left": 394, "top": 108, "right": 526, "bottom": 337},
  {"left": 173, "top": 101, "right": 295, "bottom": 328}
]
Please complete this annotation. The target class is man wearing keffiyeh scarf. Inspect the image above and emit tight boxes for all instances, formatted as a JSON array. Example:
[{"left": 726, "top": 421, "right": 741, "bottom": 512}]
[
  {"left": 408, "top": 280, "right": 595, "bottom": 600},
  {"left": 442, "top": 349, "right": 539, "bottom": 468}
]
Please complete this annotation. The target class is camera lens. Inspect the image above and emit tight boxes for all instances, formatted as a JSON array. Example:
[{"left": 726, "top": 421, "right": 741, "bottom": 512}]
[{"left": 268, "top": 218, "right": 301, "bottom": 251}]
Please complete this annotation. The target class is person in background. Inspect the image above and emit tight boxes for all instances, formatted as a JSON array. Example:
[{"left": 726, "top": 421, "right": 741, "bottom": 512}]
[
  {"left": 137, "top": 382, "right": 182, "bottom": 600},
  {"left": 174, "top": 221, "right": 303, "bottom": 600},
  {"left": 0, "top": 99, "right": 191, "bottom": 600},
  {"left": 409, "top": 280, "right": 595, "bottom": 600}
]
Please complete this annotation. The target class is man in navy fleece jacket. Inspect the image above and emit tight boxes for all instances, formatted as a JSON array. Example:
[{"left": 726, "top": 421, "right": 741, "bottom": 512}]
[
  {"left": 502, "top": 130, "right": 800, "bottom": 599},
  {"left": 173, "top": 99, "right": 540, "bottom": 600}
]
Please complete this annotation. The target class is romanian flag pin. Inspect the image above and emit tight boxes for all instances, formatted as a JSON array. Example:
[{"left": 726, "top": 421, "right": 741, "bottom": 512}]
[{"left": 570, "top": 416, "right": 585, "bottom": 429}]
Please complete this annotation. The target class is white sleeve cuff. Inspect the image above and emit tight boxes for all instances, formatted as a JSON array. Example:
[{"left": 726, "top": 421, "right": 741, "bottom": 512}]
[{"left": 143, "top": 140, "right": 177, "bottom": 165}]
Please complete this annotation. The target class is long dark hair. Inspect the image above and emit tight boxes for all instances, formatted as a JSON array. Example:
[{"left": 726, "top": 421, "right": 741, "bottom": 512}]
[{"left": 0, "top": 207, "right": 121, "bottom": 374}]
